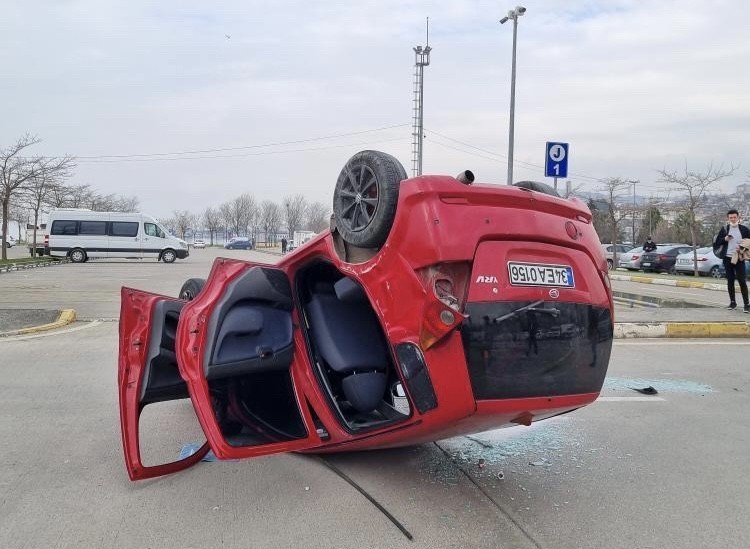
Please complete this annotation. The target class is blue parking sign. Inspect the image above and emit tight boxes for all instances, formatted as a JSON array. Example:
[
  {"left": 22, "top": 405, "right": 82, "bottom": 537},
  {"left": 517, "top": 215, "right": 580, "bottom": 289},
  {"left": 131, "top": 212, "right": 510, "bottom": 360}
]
[{"left": 545, "top": 142, "right": 569, "bottom": 178}]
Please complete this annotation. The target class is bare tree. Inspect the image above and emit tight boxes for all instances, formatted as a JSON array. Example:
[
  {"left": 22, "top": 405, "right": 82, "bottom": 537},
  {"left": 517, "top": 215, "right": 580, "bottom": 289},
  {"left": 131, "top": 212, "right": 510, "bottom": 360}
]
[
  {"left": 1, "top": 135, "right": 40, "bottom": 260},
  {"left": 658, "top": 162, "right": 737, "bottom": 276},
  {"left": 8, "top": 199, "right": 29, "bottom": 242},
  {"left": 22, "top": 157, "right": 75, "bottom": 255},
  {"left": 171, "top": 210, "right": 198, "bottom": 239},
  {"left": 202, "top": 206, "right": 222, "bottom": 246},
  {"left": 305, "top": 201, "right": 330, "bottom": 233},
  {"left": 598, "top": 177, "right": 638, "bottom": 267},
  {"left": 220, "top": 194, "right": 255, "bottom": 238},
  {"left": 259, "top": 200, "right": 282, "bottom": 246},
  {"left": 283, "top": 194, "right": 308, "bottom": 237}
]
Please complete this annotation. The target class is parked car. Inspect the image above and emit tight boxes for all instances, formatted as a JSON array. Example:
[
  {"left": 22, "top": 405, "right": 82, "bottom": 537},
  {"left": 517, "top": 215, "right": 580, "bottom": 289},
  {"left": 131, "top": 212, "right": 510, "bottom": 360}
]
[
  {"left": 224, "top": 237, "right": 253, "bottom": 250},
  {"left": 2, "top": 234, "right": 17, "bottom": 248},
  {"left": 192, "top": 239, "right": 206, "bottom": 249},
  {"left": 117, "top": 150, "right": 614, "bottom": 481},
  {"left": 674, "top": 247, "right": 725, "bottom": 278},
  {"left": 640, "top": 244, "right": 693, "bottom": 273},
  {"left": 617, "top": 246, "right": 647, "bottom": 270},
  {"left": 601, "top": 243, "right": 630, "bottom": 270}
]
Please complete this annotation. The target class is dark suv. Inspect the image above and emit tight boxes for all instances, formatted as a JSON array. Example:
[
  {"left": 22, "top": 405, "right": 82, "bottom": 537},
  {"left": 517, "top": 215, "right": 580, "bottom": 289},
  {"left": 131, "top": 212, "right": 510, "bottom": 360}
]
[{"left": 640, "top": 244, "right": 693, "bottom": 273}]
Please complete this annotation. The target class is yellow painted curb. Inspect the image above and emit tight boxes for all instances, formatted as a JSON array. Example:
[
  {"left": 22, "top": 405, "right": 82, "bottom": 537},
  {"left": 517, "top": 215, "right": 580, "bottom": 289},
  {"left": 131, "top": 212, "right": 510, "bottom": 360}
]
[
  {"left": 630, "top": 276, "right": 654, "bottom": 284},
  {"left": 665, "top": 322, "right": 750, "bottom": 338},
  {"left": 16, "top": 309, "right": 77, "bottom": 335},
  {"left": 675, "top": 280, "right": 708, "bottom": 289}
]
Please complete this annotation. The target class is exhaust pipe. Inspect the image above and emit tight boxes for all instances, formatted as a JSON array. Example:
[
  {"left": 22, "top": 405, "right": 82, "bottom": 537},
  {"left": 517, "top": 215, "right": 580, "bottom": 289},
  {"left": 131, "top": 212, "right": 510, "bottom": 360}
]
[{"left": 456, "top": 170, "right": 475, "bottom": 185}]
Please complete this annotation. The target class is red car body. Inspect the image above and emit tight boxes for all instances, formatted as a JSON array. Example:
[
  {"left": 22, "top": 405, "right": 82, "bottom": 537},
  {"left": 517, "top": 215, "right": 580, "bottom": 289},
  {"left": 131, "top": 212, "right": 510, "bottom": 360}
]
[{"left": 118, "top": 175, "right": 614, "bottom": 480}]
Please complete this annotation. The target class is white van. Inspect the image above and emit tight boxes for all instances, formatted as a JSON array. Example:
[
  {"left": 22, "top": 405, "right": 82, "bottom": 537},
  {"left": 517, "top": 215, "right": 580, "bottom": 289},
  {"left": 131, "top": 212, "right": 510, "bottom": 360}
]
[{"left": 46, "top": 209, "right": 189, "bottom": 263}]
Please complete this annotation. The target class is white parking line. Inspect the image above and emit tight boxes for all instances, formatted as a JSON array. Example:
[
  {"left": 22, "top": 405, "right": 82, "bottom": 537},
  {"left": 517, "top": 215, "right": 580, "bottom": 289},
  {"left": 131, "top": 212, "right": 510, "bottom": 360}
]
[
  {"left": 615, "top": 340, "right": 750, "bottom": 345},
  {"left": 597, "top": 396, "right": 666, "bottom": 402},
  {"left": 0, "top": 320, "right": 102, "bottom": 342}
]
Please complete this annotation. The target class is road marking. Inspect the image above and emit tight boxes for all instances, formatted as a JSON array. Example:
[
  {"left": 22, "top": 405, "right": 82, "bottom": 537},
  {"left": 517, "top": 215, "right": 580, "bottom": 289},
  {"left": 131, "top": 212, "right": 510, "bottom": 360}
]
[
  {"left": 597, "top": 396, "right": 666, "bottom": 402},
  {"left": 0, "top": 320, "right": 101, "bottom": 342},
  {"left": 615, "top": 340, "right": 750, "bottom": 345}
]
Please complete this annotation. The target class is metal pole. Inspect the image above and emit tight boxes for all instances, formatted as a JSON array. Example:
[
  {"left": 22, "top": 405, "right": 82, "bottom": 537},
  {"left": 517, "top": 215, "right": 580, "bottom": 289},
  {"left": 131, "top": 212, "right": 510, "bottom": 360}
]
[
  {"left": 632, "top": 182, "right": 636, "bottom": 243},
  {"left": 507, "top": 16, "right": 518, "bottom": 185}
]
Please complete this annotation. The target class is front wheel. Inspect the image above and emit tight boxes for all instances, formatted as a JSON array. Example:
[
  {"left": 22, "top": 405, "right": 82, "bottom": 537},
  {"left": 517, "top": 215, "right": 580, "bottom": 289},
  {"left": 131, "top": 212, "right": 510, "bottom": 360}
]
[
  {"left": 179, "top": 278, "right": 206, "bottom": 301},
  {"left": 709, "top": 265, "right": 721, "bottom": 278},
  {"left": 161, "top": 249, "right": 177, "bottom": 263}
]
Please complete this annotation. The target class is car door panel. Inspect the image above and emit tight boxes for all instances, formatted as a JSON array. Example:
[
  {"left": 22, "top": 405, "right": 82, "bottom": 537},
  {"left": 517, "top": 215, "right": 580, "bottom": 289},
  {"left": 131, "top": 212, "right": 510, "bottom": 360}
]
[
  {"left": 118, "top": 288, "right": 210, "bottom": 480},
  {"left": 174, "top": 261, "right": 322, "bottom": 461}
]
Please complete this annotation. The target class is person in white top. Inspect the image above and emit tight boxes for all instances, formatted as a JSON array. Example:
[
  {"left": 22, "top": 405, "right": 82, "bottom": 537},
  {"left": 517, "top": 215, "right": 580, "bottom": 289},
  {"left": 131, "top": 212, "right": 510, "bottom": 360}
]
[{"left": 713, "top": 209, "right": 750, "bottom": 312}]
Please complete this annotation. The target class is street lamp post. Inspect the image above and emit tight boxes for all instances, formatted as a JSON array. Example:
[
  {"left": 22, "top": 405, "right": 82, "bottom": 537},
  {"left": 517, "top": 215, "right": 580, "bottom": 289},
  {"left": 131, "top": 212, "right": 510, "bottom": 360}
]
[{"left": 500, "top": 6, "right": 526, "bottom": 185}]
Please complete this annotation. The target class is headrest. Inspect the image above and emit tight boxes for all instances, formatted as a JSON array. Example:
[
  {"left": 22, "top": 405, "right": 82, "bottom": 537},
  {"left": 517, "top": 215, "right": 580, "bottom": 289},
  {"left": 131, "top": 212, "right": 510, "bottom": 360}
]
[{"left": 334, "top": 277, "right": 367, "bottom": 302}]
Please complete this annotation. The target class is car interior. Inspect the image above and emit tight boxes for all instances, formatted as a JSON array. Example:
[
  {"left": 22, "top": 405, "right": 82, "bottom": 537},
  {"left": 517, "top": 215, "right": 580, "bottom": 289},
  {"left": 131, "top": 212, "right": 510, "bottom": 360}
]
[
  {"left": 139, "top": 263, "right": 410, "bottom": 451},
  {"left": 296, "top": 261, "right": 410, "bottom": 431}
]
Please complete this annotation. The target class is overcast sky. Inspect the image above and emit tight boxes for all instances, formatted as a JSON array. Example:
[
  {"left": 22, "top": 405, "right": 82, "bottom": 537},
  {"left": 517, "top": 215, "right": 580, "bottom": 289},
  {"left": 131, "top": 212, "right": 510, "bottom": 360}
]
[{"left": 3, "top": 0, "right": 748, "bottom": 217}]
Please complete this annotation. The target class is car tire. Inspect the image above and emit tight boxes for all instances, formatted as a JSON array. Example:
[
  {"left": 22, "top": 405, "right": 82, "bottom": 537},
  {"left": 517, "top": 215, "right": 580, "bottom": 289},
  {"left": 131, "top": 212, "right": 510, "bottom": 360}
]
[
  {"left": 668, "top": 266, "right": 677, "bottom": 275},
  {"left": 513, "top": 180, "right": 561, "bottom": 197},
  {"left": 710, "top": 265, "right": 721, "bottom": 278},
  {"left": 69, "top": 248, "right": 87, "bottom": 263},
  {"left": 161, "top": 249, "right": 177, "bottom": 263},
  {"left": 333, "top": 150, "right": 407, "bottom": 249},
  {"left": 179, "top": 278, "right": 206, "bottom": 301},
  {"left": 606, "top": 259, "right": 613, "bottom": 270}
]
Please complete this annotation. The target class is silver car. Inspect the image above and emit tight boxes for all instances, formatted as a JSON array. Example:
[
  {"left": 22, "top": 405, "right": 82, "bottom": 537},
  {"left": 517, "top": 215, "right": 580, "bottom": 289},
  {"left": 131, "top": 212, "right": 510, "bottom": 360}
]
[
  {"left": 601, "top": 244, "right": 630, "bottom": 270},
  {"left": 674, "top": 247, "right": 725, "bottom": 278},
  {"left": 617, "top": 246, "right": 647, "bottom": 271}
]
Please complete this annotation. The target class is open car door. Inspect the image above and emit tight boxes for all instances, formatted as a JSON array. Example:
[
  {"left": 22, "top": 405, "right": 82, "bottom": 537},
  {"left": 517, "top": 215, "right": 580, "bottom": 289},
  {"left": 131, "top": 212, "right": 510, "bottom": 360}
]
[{"left": 118, "top": 263, "right": 322, "bottom": 481}]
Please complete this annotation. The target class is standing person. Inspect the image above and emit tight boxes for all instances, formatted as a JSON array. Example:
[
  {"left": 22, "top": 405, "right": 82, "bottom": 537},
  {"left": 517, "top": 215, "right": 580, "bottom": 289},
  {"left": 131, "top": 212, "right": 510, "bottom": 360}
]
[
  {"left": 713, "top": 209, "right": 750, "bottom": 312},
  {"left": 642, "top": 236, "right": 657, "bottom": 252},
  {"left": 281, "top": 237, "right": 288, "bottom": 254}
]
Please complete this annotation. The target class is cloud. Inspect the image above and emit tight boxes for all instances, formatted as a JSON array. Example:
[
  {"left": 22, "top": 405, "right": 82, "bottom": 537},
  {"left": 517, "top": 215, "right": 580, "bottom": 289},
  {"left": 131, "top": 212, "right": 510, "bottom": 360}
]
[{"left": 1, "top": 0, "right": 747, "bottom": 215}]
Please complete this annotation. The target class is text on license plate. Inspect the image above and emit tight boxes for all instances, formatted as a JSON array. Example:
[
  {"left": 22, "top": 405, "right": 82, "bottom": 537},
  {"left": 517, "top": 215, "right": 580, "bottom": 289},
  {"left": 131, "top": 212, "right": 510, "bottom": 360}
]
[{"left": 507, "top": 262, "right": 575, "bottom": 287}]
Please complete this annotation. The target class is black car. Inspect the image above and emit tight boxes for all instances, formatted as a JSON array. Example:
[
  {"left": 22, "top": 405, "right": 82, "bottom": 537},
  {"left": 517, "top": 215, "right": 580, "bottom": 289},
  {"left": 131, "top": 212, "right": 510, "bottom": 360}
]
[
  {"left": 224, "top": 237, "right": 253, "bottom": 250},
  {"left": 640, "top": 244, "right": 693, "bottom": 273}
]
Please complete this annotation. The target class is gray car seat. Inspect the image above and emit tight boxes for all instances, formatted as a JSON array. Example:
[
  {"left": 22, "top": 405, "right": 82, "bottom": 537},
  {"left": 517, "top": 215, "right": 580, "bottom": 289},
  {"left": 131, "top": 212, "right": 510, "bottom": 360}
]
[{"left": 306, "top": 277, "right": 389, "bottom": 413}]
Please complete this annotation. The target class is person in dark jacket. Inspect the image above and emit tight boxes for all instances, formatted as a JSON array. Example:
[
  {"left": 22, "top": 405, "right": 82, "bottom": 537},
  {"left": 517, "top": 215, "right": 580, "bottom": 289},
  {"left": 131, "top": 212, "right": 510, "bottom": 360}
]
[
  {"left": 713, "top": 209, "right": 750, "bottom": 312},
  {"left": 642, "top": 237, "right": 657, "bottom": 252}
]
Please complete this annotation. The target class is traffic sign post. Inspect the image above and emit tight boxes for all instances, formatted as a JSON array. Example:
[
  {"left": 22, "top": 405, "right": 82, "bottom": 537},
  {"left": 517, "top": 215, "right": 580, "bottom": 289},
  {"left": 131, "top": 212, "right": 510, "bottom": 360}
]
[{"left": 545, "top": 142, "right": 569, "bottom": 191}]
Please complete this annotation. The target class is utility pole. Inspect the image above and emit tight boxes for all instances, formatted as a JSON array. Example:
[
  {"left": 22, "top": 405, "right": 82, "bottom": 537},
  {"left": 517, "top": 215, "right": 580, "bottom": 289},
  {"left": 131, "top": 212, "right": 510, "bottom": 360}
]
[
  {"left": 632, "top": 181, "right": 637, "bottom": 243},
  {"left": 500, "top": 6, "right": 527, "bottom": 185},
  {"left": 411, "top": 18, "right": 431, "bottom": 177}
]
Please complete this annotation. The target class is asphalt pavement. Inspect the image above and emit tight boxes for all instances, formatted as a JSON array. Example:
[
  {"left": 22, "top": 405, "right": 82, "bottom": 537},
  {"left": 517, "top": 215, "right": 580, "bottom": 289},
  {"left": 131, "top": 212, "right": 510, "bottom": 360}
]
[{"left": 1, "top": 323, "right": 747, "bottom": 548}]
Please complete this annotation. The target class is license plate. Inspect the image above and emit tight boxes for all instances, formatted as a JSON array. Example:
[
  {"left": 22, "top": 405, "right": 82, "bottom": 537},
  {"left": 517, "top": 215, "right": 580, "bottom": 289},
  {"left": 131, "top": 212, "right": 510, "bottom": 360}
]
[
  {"left": 642, "top": 262, "right": 651, "bottom": 266},
  {"left": 678, "top": 259, "right": 690, "bottom": 264},
  {"left": 507, "top": 262, "right": 575, "bottom": 287}
]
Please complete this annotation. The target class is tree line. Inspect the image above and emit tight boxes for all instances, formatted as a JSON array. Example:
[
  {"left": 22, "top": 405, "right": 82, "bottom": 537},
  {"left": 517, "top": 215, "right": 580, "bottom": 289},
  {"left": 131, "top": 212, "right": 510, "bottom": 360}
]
[
  {"left": 161, "top": 194, "right": 331, "bottom": 246},
  {"left": 1, "top": 134, "right": 139, "bottom": 258}
]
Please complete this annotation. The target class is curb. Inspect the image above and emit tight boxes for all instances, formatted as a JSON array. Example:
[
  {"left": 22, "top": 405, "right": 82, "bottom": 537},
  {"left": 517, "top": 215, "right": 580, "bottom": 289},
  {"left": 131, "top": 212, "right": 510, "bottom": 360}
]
[
  {"left": 614, "top": 321, "right": 750, "bottom": 339},
  {"left": 0, "top": 309, "right": 77, "bottom": 337},
  {"left": 0, "top": 258, "right": 69, "bottom": 274},
  {"left": 610, "top": 273, "right": 729, "bottom": 292}
]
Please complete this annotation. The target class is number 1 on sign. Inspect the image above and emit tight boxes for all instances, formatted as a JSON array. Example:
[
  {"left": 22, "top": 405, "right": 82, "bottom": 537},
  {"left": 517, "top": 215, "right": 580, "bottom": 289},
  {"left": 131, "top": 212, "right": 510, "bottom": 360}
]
[{"left": 553, "top": 164, "right": 559, "bottom": 175}]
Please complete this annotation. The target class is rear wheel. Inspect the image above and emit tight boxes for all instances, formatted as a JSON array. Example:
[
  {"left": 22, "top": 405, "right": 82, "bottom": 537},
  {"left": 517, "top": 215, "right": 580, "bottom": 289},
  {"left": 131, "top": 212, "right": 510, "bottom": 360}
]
[
  {"left": 161, "top": 249, "right": 177, "bottom": 263},
  {"left": 333, "top": 150, "right": 407, "bottom": 248},
  {"left": 179, "top": 278, "right": 206, "bottom": 301},
  {"left": 69, "top": 248, "right": 86, "bottom": 263},
  {"left": 710, "top": 265, "right": 721, "bottom": 278}
]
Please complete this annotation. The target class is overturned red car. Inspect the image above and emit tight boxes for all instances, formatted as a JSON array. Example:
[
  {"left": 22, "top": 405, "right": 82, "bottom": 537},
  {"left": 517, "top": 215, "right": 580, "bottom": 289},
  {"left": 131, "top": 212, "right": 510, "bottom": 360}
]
[{"left": 118, "top": 150, "right": 614, "bottom": 480}]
